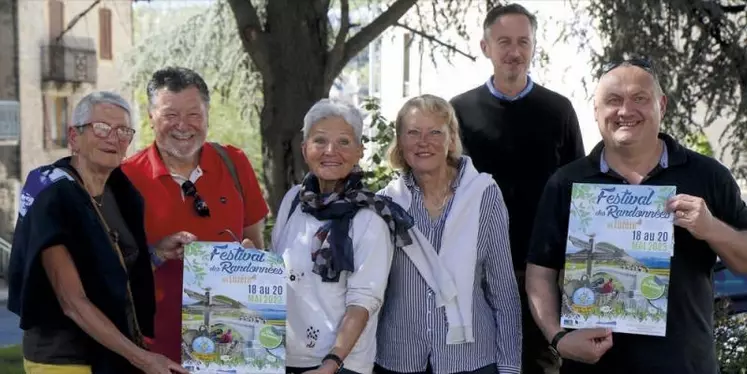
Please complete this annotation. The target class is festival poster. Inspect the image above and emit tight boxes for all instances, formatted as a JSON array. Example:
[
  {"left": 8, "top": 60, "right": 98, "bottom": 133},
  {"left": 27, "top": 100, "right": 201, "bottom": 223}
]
[
  {"left": 181, "top": 242, "right": 286, "bottom": 373},
  {"left": 560, "top": 183, "right": 676, "bottom": 337}
]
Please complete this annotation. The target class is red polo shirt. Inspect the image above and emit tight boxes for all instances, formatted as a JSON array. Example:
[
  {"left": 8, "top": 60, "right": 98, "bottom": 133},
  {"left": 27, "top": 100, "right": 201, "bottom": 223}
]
[{"left": 121, "top": 143, "right": 268, "bottom": 362}]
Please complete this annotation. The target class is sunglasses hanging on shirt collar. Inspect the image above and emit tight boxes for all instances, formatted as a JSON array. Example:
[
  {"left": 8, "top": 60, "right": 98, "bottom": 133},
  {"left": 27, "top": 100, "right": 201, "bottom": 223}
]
[{"left": 181, "top": 180, "right": 210, "bottom": 217}]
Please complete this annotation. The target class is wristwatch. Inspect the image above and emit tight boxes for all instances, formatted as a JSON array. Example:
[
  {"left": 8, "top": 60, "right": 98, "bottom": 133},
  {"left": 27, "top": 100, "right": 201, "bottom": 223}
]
[
  {"left": 549, "top": 329, "right": 570, "bottom": 357},
  {"left": 322, "top": 353, "right": 344, "bottom": 373}
]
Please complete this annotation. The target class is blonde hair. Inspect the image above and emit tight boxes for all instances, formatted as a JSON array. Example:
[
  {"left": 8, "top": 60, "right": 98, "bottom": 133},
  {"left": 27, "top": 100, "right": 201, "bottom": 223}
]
[{"left": 387, "top": 94, "right": 464, "bottom": 171}]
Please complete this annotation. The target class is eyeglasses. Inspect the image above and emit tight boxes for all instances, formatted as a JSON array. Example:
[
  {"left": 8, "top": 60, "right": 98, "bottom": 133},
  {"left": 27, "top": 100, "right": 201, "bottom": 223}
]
[
  {"left": 181, "top": 180, "right": 210, "bottom": 217},
  {"left": 601, "top": 57, "right": 657, "bottom": 78},
  {"left": 77, "top": 122, "right": 136, "bottom": 142}
]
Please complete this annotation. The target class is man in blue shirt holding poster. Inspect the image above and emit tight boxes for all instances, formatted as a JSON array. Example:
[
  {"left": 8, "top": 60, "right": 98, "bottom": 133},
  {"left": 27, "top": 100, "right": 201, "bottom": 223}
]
[{"left": 525, "top": 58, "right": 747, "bottom": 374}]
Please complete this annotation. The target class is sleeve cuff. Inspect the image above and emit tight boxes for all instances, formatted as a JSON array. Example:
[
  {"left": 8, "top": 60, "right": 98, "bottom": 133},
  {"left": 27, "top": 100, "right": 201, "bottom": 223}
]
[
  {"left": 345, "top": 298, "right": 381, "bottom": 316},
  {"left": 497, "top": 365, "right": 521, "bottom": 374}
]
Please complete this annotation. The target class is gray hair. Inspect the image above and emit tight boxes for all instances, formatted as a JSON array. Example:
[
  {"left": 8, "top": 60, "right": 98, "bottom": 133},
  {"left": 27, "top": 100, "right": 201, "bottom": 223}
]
[
  {"left": 302, "top": 98, "right": 363, "bottom": 143},
  {"left": 70, "top": 91, "right": 132, "bottom": 127}
]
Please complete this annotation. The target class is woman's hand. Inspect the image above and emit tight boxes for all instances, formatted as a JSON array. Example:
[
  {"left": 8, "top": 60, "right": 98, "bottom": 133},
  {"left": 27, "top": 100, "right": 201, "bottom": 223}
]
[{"left": 133, "top": 350, "right": 188, "bottom": 374}]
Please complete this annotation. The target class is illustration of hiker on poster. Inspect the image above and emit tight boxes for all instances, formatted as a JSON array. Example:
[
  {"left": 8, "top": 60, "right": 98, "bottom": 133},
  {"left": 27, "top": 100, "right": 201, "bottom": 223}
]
[
  {"left": 561, "top": 183, "right": 676, "bottom": 337},
  {"left": 181, "top": 242, "right": 287, "bottom": 373}
]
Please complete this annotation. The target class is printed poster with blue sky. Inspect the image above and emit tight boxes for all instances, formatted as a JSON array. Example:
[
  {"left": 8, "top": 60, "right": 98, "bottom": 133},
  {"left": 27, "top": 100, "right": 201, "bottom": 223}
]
[
  {"left": 561, "top": 183, "right": 676, "bottom": 337},
  {"left": 181, "top": 242, "right": 286, "bottom": 373}
]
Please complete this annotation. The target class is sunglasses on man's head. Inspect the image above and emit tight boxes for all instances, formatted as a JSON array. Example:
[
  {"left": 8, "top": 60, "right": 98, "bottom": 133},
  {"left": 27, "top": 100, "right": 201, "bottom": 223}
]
[
  {"left": 601, "top": 57, "right": 657, "bottom": 77},
  {"left": 181, "top": 180, "right": 210, "bottom": 217}
]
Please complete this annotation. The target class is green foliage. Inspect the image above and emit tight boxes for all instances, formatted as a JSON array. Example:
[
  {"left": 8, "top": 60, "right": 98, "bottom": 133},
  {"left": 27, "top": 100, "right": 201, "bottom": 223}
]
[
  {"left": 570, "top": 184, "right": 595, "bottom": 232},
  {"left": 0, "top": 344, "right": 23, "bottom": 374},
  {"left": 714, "top": 299, "right": 747, "bottom": 374},
  {"left": 684, "top": 131, "right": 715, "bottom": 157},
  {"left": 184, "top": 243, "right": 210, "bottom": 288},
  {"left": 562, "top": 0, "right": 747, "bottom": 178},
  {"left": 128, "top": 1, "right": 264, "bottom": 182},
  {"left": 361, "top": 97, "right": 397, "bottom": 192}
]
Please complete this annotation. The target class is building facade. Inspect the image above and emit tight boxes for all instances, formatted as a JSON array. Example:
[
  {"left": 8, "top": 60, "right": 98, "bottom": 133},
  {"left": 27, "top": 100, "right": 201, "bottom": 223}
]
[{"left": 0, "top": 0, "right": 134, "bottom": 246}]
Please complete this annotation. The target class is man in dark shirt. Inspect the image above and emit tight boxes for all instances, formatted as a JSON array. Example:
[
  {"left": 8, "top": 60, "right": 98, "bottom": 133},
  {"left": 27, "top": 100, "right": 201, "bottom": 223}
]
[
  {"left": 526, "top": 59, "right": 747, "bottom": 374},
  {"left": 450, "top": 4, "right": 585, "bottom": 373}
]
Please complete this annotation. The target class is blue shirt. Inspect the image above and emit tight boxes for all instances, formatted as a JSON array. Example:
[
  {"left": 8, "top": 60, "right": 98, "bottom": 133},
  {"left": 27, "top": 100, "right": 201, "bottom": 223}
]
[
  {"left": 600, "top": 142, "right": 670, "bottom": 173},
  {"left": 375, "top": 157, "right": 522, "bottom": 374},
  {"left": 485, "top": 75, "right": 534, "bottom": 101}
]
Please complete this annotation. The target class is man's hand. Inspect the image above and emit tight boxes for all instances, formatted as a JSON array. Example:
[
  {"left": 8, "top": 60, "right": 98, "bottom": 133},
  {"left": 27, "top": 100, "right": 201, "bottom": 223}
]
[
  {"left": 154, "top": 231, "right": 197, "bottom": 261},
  {"left": 556, "top": 328, "right": 613, "bottom": 364},
  {"left": 240, "top": 238, "right": 256, "bottom": 249},
  {"left": 667, "top": 194, "right": 716, "bottom": 240}
]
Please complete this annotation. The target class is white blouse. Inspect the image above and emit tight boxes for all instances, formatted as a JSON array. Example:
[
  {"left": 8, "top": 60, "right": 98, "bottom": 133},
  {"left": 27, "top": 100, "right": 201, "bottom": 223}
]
[{"left": 271, "top": 185, "right": 394, "bottom": 374}]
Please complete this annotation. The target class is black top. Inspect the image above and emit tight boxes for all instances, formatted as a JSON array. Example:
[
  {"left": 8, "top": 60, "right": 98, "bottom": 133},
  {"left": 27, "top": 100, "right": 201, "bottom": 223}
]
[
  {"left": 451, "top": 83, "right": 585, "bottom": 270},
  {"left": 22, "top": 186, "right": 142, "bottom": 365},
  {"left": 7, "top": 157, "right": 155, "bottom": 373},
  {"left": 528, "top": 133, "right": 747, "bottom": 374}
]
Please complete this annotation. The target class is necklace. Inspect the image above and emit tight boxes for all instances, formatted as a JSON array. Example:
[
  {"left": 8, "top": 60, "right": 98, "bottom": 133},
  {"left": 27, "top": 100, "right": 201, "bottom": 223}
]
[
  {"left": 427, "top": 190, "right": 451, "bottom": 211},
  {"left": 93, "top": 194, "right": 104, "bottom": 207},
  {"left": 424, "top": 169, "right": 456, "bottom": 213}
]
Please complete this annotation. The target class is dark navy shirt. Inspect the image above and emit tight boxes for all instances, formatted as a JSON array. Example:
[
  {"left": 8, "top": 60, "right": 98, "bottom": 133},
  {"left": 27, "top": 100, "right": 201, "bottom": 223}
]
[{"left": 528, "top": 133, "right": 747, "bottom": 374}]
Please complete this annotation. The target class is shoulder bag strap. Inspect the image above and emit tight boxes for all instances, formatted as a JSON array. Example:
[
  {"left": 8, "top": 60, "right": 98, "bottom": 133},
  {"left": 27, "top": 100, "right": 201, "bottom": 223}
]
[{"left": 210, "top": 142, "right": 244, "bottom": 201}]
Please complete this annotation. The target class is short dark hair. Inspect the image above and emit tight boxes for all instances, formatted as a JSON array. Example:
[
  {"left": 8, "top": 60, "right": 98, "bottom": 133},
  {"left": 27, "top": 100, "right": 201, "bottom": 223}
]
[
  {"left": 483, "top": 3, "right": 538, "bottom": 36},
  {"left": 146, "top": 66, "right": 210, "bottom": 107}
]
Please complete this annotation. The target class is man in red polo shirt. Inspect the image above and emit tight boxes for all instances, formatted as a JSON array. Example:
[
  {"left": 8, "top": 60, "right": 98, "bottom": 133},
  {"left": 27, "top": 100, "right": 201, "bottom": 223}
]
[{"left": 122, "top": 67, "right": 269, "bottom": 363}]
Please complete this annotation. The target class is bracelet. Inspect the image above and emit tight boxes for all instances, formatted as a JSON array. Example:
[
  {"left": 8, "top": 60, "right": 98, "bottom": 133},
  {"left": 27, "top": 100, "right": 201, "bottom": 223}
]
[{"left": 322, "top": 353, "right": 343, "bottom": 372}]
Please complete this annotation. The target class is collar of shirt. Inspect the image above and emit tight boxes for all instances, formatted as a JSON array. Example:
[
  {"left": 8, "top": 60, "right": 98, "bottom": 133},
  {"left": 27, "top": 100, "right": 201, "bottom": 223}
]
[
  {"left": 171, "top": 166, "right": 203, "bottom": 200},
  {"left": 403, "top": 156, "right": 468, "bottom": 192},
  {"left": 144, "top": 143, "right": 218, "bottom": 179},
  {"left": 485, "top": 74, "right": 535, "bottom": 101},
  {"left": 600, "top": 141, "right": 670, "bottom": 173}
]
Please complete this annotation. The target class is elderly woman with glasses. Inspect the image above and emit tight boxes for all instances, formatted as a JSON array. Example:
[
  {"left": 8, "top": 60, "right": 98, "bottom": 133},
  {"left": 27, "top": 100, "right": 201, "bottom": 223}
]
[
  {"left": 375, "top": 94, "right": 522, "bottom": 374},
  {"left": 271, "top": 98, "right": 413, "bottom": 374},
  {"left": 7, "top": 91, "right": 187, "bottom": 374}
]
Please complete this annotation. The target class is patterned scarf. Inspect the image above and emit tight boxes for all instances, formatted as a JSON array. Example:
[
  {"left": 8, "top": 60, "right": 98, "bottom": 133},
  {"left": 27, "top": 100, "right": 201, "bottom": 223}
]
[{"left": 298, "top": 166, "right": 414, "bottom": 282}]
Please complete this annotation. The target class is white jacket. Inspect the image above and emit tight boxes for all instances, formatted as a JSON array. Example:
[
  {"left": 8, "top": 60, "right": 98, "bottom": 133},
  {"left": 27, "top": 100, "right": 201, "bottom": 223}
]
[{"left": 272, "top": 185, "right": 394, "bottom": 374}]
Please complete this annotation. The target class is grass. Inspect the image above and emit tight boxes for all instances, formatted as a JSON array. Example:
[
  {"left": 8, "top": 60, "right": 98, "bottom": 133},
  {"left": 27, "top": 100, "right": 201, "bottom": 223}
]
[{"left": 0, "top": 344, "right": 23, "bottom": 374}]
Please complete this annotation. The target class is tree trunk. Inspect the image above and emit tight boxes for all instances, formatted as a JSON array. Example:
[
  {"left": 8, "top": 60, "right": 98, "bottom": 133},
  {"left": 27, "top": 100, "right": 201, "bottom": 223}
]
[
  {"left": 259, "top": 1, "right": 333, "bottom": 215},
  {"left": 228, "top": 0, "right": 419, "bottom": 214}
]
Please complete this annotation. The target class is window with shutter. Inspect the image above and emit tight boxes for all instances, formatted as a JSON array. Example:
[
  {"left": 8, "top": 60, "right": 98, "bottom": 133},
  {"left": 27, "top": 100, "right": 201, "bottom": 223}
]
[
  {"left": 99, "top": 7, "right": 112, "bottom": 60},
  {"left": 48, "top": 0, "right": 64, "bottom": 41}
]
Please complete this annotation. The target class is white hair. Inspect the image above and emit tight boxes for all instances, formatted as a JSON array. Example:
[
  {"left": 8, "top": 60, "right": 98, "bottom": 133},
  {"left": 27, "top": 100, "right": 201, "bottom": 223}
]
[
  {"left": 70, "top": 91, "right": 132, "bottom": 127},
  {"left": 302, "top": 98, "right": 363, "bottom": 143}
]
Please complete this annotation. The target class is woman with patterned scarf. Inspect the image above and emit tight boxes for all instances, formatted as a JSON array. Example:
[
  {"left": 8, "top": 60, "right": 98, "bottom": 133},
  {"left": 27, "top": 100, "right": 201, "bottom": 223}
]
[{"left": 271, "top": 98, "right": 413, "bottom": 374}]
